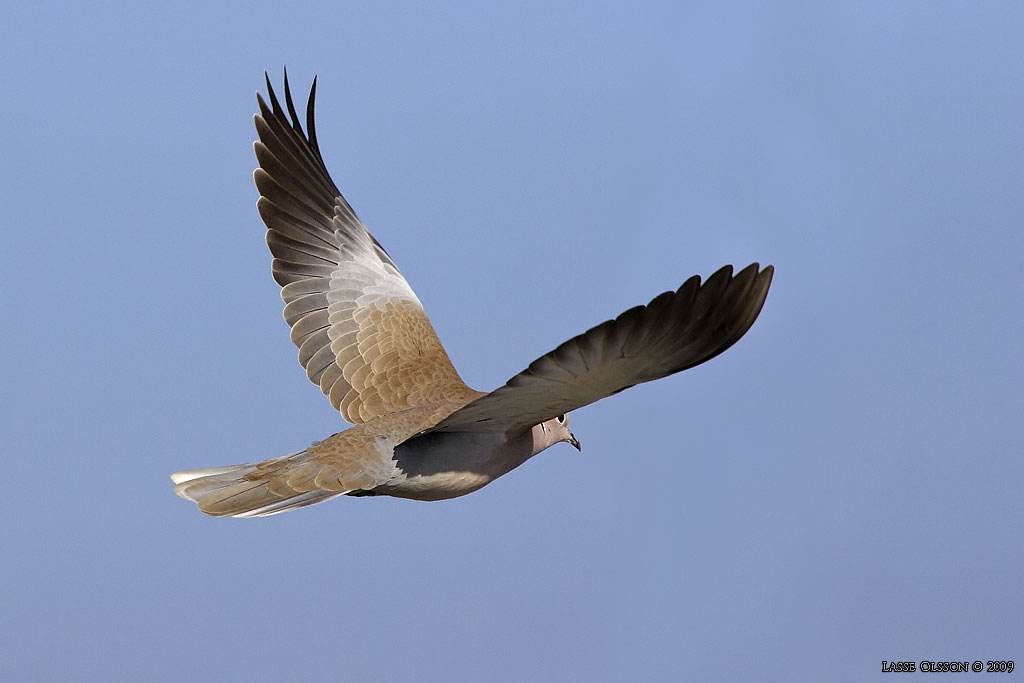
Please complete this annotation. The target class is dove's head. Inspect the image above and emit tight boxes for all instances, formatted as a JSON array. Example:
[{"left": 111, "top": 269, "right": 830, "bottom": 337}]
[{"left": 531, "top": 413, "right": 581, "bottom": 455}]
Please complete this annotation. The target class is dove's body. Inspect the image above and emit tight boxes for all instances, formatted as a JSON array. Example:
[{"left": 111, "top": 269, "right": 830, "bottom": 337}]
[
  {"left": 173, "top": 407, "right": 551, "bottom": 514},
  {"left": 172, "top": 73, "right": 774, "bottom": 517}
]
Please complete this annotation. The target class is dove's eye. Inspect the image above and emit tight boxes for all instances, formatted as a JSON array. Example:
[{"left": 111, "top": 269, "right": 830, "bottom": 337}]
[{"left": 556, "top": 414, "right": 566, "bottom": 424}]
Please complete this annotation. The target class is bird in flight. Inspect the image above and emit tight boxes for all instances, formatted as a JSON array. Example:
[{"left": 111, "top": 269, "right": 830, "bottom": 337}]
[{"left": 172, "top": 72, "right": 774, "bottom": 517}]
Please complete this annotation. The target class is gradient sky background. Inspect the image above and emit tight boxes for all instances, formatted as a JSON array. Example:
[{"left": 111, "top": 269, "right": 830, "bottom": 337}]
[{"left": 3, "top": 2, "right": 1022, "bottom": 681}]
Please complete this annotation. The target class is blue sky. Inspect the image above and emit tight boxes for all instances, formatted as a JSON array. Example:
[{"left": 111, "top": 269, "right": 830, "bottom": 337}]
[{"left": 3, "top": 2, "right": 1022, "bottom": 681}]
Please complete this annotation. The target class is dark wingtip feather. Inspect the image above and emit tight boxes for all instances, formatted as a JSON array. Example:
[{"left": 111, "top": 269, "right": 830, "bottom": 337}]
[
  {"left": 708, "top": 263, "right": 735, "bottom": 286},
  {"left": 307, "top": 76, "right": 320, "bottom": 154},
  {"left": 260, "top": 69, "right": 324, "bottom": 161},
  {"left": 265, "top": 71, "right": 284, "bottom": 116},
  {"left": 283, "top": 67, "right": 306, "bottom": 138},
  {"left": 702, "top": 262, "right": 774, "bottom": 364}
]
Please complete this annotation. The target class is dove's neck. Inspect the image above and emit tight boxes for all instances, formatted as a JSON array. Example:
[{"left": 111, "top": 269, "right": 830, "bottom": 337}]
[{"left": 529, "top": 423, "right": 562, "bottom": 456}]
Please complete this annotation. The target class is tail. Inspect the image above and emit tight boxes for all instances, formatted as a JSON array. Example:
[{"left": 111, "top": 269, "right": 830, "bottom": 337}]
[{"left": 171, "top": 450, "right": 349, "bottom": 518}]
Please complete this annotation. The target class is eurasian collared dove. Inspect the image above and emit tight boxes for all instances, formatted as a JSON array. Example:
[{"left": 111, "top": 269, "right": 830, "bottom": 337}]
[{"left": 171, "top": 72, "right": 774, "bottom": 517}]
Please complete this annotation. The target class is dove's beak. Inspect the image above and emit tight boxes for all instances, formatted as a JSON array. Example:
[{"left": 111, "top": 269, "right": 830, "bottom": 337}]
[{"left": 568, "top": 433, "right": 581, "bottom": 451}]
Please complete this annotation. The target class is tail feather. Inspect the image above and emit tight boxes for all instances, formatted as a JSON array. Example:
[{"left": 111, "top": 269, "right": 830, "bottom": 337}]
[
  {"left": 171, "top": 451, "right": 351, "bottom": 518},
  {"left": 234, "top": 490, "right": 347, "bottom": 518}
]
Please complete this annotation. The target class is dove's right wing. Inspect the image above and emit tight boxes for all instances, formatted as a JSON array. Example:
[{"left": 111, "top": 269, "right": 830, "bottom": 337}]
[
  {"left": 427, "top": 263, "right": 773, "bottom": 435},
  {"left": 254, "top": 73, "right": 479, "bottom": 424}
]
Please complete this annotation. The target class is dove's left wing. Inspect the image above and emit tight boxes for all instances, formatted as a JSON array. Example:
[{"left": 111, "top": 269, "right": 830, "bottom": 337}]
[{"left": 425, "top": 263, "right": 773, "bottom": 436}]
